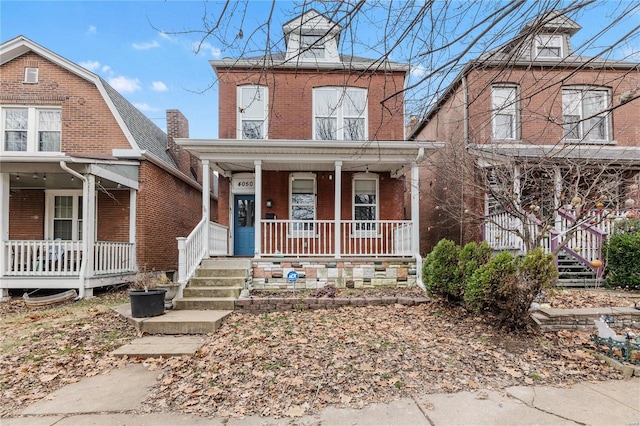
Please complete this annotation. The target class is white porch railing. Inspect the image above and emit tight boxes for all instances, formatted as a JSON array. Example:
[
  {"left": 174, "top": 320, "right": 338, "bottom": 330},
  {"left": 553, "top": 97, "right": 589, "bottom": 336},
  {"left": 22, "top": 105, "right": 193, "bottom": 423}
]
[
  {"left": 94, "top": 241, "right": 135, "bottom": 275},
  {"left": 2, "top": 240, "right": 135, "bottom": 277},
  {"left": 209, "top": 221, "right": 229, "bottom": 256},
  {"left": 2, "top": 240, "right": 82, "bottom": 276},
  {"left": 177, "top": 218, "right": 208, "bottom": 284},
  {"left": 261, "top": 219, "right": 414, "bottom": 257}
]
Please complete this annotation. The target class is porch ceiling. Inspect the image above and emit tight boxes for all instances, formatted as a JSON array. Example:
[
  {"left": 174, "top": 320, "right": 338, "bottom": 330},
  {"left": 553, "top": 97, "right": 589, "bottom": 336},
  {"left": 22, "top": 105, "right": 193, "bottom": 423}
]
[{"left": 175, "top": 139, "right": 444, "bottom": 175}]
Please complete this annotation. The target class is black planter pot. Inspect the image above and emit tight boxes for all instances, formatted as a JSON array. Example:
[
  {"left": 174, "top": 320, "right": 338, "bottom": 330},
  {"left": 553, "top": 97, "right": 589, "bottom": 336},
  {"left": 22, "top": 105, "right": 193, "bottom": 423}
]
[{"left": 129, "top": 289, "right": 167, "bottom": 318}]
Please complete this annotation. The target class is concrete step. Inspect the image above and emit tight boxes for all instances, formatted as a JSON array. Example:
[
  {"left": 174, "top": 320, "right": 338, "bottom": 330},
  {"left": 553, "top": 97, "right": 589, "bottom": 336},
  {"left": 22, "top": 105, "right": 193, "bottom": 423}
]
[
  {"left": 189, "top": 276, "right": 246, "bottom": 287},
  {"left": 556, "top": 279, "right": 603, "bottom": 287},
  {"left": 112, "top": 304, "right": 232, "bottom": 335},
  {"left": 195, "top": 268, "right": 249, "bottom": 278},
  {"left": 173, "top": 297, "right": 236, "bottom": 310},
  {"left": 183, "top": 286, "right": 243, "bottom": 298},
  {"left": 201, "top": 258, "right": 252, "bottom": 270}
]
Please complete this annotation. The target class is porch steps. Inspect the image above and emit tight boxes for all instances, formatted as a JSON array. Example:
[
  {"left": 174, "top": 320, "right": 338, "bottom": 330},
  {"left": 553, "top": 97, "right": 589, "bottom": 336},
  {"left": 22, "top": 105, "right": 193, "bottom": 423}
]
[
  {"left": 113, "top": 304, "right": 232, "bottom": 335},
  {"left": 556, "top": 252, "right": 599, "bottom": 287},
  {"left": 173, "top": 258, "right": 251, "bottom": 311}
]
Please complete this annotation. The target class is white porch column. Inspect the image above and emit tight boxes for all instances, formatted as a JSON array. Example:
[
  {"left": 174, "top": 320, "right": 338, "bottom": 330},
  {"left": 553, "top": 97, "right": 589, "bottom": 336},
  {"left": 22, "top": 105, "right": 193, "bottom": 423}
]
[
  {"left": 334, "top": 161, "right": 342, "bottom": 259},
  {"left": 202, "top": 160, "right": 210, "bottom": 258},
  {"left": 0, "top": 173, "right": 9, "bottom": 290},
  {"left": 411, "top": 164, "right": 420, "bottom": 255},
  {"left": 82, "top": 174, "right": 96, "bottom": 298},
  {"left": 129, "top": 188, "right": 137, "bottom": 270},
  {"left": 254, "top": 160, "right": 262, "bottom": 258}
]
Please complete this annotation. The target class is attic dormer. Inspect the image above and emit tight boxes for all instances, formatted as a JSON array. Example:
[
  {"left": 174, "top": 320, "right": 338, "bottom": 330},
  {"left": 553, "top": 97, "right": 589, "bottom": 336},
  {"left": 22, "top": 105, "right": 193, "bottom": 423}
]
[
  {"left": 523, "top": 11, "right": 581, "bottom": 60},
  {"left": 282, "top": 10, "right": 341, "bottom": 63}
]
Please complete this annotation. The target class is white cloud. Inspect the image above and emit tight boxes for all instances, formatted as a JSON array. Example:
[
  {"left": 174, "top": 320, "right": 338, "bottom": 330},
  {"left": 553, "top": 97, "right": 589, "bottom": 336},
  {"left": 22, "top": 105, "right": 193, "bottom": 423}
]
[
  {"left": 193, "top": 41, "right": 221, "bottom": 58},
  {"left": 86, "top": 25, "right": 97, "bottom": 35},
  {"left": 101, "top": 65, "right": 111, "bottom": 74},
  {"left": 410, "top": 64, "right": 427, "bottom": 79},
  {"left": 79, "top": 60, "right": 101, "bottom": 72},
  {"left": 109, "top": 76, "right": 141, "bottom": 93},
  {"left": 134, "top": 102, "right": 160, "bottom": 112},
  {"left": 152, "top": 81, "right": 168, "bottom": 92},
  {"left": 132, "top": 40, "right": 160, "bottom": 50},
  {"left": 159, "top": 32, "right": 172, "bottom": 41}
]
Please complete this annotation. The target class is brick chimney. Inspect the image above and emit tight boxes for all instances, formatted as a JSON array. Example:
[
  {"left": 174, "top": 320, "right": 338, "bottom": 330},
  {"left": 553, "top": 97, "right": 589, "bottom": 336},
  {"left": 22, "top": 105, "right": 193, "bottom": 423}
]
[{"left": 166, "top": 109, "right": 192, "bottom": 178}]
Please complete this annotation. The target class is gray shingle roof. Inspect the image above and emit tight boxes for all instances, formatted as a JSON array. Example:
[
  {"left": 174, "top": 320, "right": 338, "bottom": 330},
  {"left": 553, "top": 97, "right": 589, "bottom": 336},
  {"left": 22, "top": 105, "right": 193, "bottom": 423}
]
[{"left": 101, "top": 78, "right": 176, "bottom": 167}]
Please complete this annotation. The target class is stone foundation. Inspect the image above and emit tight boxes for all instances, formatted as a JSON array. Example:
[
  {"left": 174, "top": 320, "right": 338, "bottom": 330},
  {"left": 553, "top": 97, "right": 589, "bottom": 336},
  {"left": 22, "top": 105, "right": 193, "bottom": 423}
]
[
  {"left": 235, "top": 295, "right": 430, "bottom": 313},
  {"left": 251, "top": 259, "right": 417, "bottom": 290}
]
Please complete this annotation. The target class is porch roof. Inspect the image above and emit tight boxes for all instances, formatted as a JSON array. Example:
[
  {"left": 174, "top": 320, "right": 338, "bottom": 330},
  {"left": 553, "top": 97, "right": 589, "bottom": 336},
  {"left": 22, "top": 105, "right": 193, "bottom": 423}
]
[
  {"left": 469, "top": 143, "right": 640, "bottom": 166},
  {"left": 175, "top": 139, "right": 443, "bottom": 177}
]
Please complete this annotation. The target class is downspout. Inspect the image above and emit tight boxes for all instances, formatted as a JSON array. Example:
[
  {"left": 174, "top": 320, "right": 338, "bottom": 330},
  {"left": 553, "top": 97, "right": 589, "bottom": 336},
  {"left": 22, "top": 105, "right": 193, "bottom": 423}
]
[
  {"left": 412, "top": 148, "right": 424, "bottom": 290},
  {"left": 59, "top": 161, "right": 87, "bottom": 299}
]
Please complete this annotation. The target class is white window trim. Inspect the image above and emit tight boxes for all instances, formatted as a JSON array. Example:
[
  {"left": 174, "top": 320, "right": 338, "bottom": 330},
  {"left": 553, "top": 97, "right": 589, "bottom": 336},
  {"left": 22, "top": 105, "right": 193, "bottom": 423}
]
[
  {"left": 352, "top": 173, "right": 379, "bottom": 238},
  {"left": 562, "top": 86, "right": 613, "bottom": 144},
  {"left": 236, "top": 85, "right": 268, "bottom": 139},
  {"left": 312, "top": 87, "right": 368, "bottom": 141},
  {"left": 289, "top": 172, "right": 317, "bottom": 238},
  {"left": 491, "top": 85, "right": 519, "bottom": 141},
  {"left": 24, "top": 67, "right": 39, "bottom": 84},
  {"left": 534, "top": 34, "right": 564, "bottom": 59},
  {"left": 1, "top": 106, "right": 62, "bottom": 153},
  {"left": 45, "top": 190, "right": 94, "bottom": 241}
]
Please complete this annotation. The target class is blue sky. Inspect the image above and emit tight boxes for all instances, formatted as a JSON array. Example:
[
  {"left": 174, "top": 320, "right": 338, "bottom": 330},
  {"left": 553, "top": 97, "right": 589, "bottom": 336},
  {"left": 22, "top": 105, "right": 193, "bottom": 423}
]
[{"left": 1, "top": 1, "right": 639, "bottom": 139}]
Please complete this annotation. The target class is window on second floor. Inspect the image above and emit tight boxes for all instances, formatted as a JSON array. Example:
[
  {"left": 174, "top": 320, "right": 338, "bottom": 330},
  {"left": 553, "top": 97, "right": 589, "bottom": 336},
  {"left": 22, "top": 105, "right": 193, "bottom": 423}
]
[
  {"left": 2, "top": 107, "right": 61, "bottom": 153},
  {"left": 491, "top": 85, "right": 519, "bottom": 140},
  {"left": 535, "top": 34, "right": 563, "bottom": 59},
  {"left": 314, "top": 87, "right": 367, "bottom": 141},
  {"left": 562, "top": 88, "right": 611, "bottom": 143},
  {"left": 237, "top": 85, "right": 267, "bottom": 139}
]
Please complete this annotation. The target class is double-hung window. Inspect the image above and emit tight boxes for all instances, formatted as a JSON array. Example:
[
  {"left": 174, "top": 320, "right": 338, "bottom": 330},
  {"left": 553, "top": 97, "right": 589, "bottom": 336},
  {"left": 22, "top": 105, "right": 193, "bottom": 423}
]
[
  {"left": 353, "top": 174, "right": 378, "bottom": 232},
  {"left": 535, "top": 35, "right": 563, "bottom": 59},
  {"left": 290, "top": 174, "right": 316, "bottom": 234},
  {"left": 562, "top": 88, "right": 610, "bottom": 142},
  {"left": 2, "top": 107, "right": 61, "bottom": 152},
  {"left": 314, "top": 87, "right": 367, "bottom": 140},
  {"left": 491, "top": 85, "right": 519, "bottom": 140},
  {"left": 300, "top": 34, "right": 325, "bottom": 59},
  {"left": 237, "top": 85, "right": 267, "bottom": 139},
  {"left": 46, "top": 191, "right": 84, "bottom": 241}
]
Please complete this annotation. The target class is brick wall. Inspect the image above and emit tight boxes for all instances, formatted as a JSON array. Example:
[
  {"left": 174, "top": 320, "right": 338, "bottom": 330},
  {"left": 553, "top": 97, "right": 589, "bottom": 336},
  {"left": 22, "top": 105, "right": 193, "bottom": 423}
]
[
  {"left": 0, "top": 52, "right": 132, "bottom": 156},
  {"left": 216, "top": 68, "right": 406, "bottom": 141},
  {"left": 136, "top": 160, "right": 215, "bottom": 271},
  {"left": 97, "top": 190, "right": 130, "bottom": 242},
  {"left": 8, "top": 189, "right": 45, "bottom": 239}
]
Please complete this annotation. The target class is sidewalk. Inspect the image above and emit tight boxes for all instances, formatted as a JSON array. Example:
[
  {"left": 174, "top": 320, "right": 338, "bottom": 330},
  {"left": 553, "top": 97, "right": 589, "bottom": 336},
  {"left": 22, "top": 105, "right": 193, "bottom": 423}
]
[{"left": 4, "top": 363, "right": 639, "bottom": 425}]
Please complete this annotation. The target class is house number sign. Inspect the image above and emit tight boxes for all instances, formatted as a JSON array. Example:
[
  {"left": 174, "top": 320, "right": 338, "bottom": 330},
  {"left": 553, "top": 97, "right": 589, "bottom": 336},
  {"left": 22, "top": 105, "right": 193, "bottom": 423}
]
[{"left": 232, "top": 176, "right": 255, "bottom": 194}]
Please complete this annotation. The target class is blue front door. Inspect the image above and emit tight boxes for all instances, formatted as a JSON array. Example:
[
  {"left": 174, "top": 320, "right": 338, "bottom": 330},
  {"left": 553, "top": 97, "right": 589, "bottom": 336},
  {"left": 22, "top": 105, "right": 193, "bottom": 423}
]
[{"left": 234, "top": 195, "right": 255, "bottom": 256}]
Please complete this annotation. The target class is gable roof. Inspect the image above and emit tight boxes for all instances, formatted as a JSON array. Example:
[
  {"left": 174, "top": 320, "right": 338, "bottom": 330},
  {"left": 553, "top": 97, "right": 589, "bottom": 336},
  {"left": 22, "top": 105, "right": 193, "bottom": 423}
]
[{"left": 0, "top": 35, "right": 175, "bottom": 167}]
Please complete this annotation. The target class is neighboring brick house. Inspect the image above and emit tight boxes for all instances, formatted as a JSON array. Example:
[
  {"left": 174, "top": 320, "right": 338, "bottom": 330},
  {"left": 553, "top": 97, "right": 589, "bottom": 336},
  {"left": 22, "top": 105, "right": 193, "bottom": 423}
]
[
  {"left": 176, "top": 10, "right": 442, "bottom": 289},
  {"left": 408, "top": 11, "right": 640, "bottom": 282},
  {"left": 0, "top": 36, "right": 216, "bottom": 298}
]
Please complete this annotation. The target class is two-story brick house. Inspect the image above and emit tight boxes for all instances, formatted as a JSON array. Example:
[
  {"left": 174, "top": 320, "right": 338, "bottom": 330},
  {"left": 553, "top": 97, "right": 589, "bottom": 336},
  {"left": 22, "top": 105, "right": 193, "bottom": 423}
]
[
  {"left": 0, "top": 36, "right": 216, "bottom": 298},
  {"left": 176, "top": 10, "right": 442, "bottom": 290},
  {"left": 409, "top": 11, "right": 640, "bottom": 282}
]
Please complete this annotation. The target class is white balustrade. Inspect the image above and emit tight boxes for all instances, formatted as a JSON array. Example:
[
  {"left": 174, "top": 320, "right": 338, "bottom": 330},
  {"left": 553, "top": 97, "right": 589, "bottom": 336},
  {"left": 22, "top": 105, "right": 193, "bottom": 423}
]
[{"left": 94, "top": 241, "right": 135, "bottom": 275}]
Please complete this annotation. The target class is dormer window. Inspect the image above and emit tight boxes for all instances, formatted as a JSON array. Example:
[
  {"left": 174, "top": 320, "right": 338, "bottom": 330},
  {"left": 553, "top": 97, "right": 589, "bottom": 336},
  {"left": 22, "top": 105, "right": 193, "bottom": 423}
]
[
  {"left": 300, "top": 34, "right": 325, "bottom": 59},
  {"left": 535, "top": 34, "right": 563, "bottom": 58}
]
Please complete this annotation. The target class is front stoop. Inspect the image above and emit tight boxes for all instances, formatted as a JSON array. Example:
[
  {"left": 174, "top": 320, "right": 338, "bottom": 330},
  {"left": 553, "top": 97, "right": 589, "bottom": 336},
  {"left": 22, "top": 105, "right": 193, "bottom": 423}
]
[
  {"left": 173, "top": 258, "right": 252, "bottom": 311},
  {"left": 113, "top": 303, "right": 232, "bottom": 335}
]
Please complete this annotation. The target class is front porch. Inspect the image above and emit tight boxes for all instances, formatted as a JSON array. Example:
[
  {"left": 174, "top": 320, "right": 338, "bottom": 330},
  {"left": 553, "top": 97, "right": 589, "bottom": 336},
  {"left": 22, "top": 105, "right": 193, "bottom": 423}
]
[
  {"left": 175, "top": 138, "right": 443, "bottom": 289},
  {"left": 0, "top": 156, "right": 139, "bottom": 298}
]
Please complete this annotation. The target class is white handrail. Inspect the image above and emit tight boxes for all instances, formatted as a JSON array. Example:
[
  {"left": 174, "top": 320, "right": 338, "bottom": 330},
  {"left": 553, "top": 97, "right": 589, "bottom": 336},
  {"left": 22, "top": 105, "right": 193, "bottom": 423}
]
[{"left": 177, "top": 218, "right": 208, "bottom": 284}]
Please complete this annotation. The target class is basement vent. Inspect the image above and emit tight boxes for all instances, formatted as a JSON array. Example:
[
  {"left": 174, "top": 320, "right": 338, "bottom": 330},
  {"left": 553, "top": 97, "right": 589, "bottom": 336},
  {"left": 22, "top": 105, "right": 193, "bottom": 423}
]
[{"left": 24, "top": 67, "right": 39, "bottom": 84}]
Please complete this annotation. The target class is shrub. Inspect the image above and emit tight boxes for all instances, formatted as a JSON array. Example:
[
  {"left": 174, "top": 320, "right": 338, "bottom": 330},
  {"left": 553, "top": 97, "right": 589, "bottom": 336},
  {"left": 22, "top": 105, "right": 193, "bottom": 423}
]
[
  {"left": 423, "top": 239, "right": 461, "bottom": 300},
  {"left": 464, "top": 251, "right": 517, "bottom": 314},
  {"left": 604, "top": 231, "right": 640, "bottom": 290}
]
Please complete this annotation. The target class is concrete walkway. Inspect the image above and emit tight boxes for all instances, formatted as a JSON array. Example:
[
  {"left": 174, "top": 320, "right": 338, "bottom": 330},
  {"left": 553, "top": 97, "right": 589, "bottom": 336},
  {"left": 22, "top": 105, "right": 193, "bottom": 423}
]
[{"left": 4, "top": 363, "right": 639, "bottom": 425}]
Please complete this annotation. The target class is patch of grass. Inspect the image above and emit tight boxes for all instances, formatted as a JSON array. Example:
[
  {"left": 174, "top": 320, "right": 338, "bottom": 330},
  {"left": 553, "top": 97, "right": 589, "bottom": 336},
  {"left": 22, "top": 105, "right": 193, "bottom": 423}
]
[{"left": 528, "top": 372, "right": 543, "bottom": 381}]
